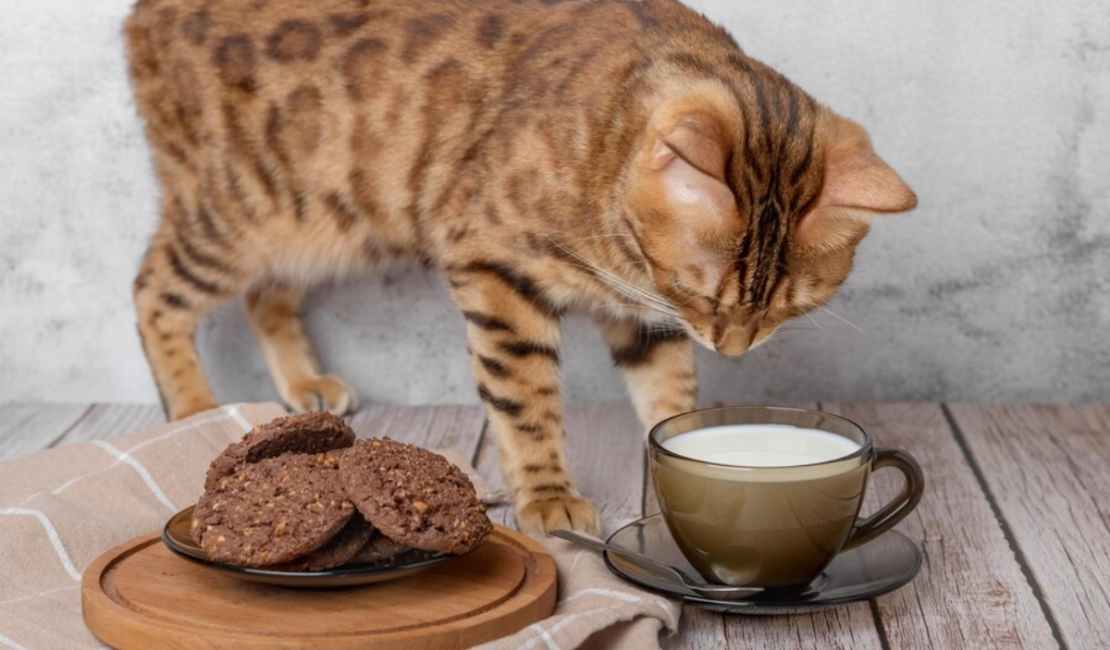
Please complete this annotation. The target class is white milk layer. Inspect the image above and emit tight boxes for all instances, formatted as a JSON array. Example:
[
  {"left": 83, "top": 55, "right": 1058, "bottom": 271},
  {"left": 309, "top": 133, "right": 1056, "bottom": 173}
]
[{"left": 662, "top": 424, "right": 862, "bottom": 467}]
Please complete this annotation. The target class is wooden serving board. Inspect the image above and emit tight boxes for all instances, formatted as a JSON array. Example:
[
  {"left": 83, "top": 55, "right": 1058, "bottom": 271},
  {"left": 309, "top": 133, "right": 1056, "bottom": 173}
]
[{"left": 82, "top": 525, "right": 556, "bottom": 650}]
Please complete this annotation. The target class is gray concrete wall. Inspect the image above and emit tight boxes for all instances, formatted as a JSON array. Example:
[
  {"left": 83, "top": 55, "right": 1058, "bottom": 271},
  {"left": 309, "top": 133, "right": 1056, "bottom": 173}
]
[{"left": 1, "top": 0, "right": 1108, "bottom": 406}]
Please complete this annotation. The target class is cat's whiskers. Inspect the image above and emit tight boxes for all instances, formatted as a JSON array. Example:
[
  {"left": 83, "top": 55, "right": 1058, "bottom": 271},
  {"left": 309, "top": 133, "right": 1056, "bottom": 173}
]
[
  {"left": 562, "top": 233, "right": 640, "bottom": 242},
  {"left": 794, "top": 296, "right": 866, "bottom": 336},
  {"left": 671, "top": 290, "right": 705, "bottom": 309},
  {"left": 544, "top": 236, "right": 682, "bottom": 320},
  {"left": 770, "top": 332, "right": 818, "bottom": 342},
  {"left": 816, "top": 305, "right": 868, "bottom": 335},
  {"left": 588, "top": 302, "right": 681, "bottom": 324},
  {"left": 574, "top": 265, "right": 682, "bottom": 320},
  {"left": 567, "top": 255, "right": 676, "bottom": 315},
  {"left": 765, "top": 340, "right": 786, "bottom": 355},
  {"left": 596, "top": 238, "right": 656, "bottom": 282}
]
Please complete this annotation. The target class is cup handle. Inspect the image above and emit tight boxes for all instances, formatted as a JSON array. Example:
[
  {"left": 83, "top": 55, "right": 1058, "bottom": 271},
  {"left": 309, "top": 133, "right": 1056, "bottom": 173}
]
[{"left": 842, "top": 447, "right": 925, "bottom": 551}]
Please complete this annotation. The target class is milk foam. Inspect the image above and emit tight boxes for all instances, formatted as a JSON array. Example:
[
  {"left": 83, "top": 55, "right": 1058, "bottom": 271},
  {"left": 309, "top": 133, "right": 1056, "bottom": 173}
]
[{"left": 662, "top": 424, "right": 861, "bottom": 467}]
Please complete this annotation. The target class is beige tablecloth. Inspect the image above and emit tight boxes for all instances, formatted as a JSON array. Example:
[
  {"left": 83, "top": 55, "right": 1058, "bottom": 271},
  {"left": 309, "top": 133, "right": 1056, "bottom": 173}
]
[{"left": 0, "top": 403, "right": 680, "bottom": 650}]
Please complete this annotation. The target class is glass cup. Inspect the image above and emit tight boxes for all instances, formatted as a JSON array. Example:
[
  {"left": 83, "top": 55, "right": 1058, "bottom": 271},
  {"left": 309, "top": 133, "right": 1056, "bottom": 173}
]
[{"left": 648, "top": 406, "right": 924, "bottom": 588}]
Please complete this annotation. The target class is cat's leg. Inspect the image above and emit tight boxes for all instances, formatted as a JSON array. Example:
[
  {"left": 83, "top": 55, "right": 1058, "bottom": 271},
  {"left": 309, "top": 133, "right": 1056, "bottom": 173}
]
[
  {"left": 447, "top": 266, "right": 599, "bottom": 537},
  {"left": 133, "top": 227, "right": 240, "bottom": 420},
  {"left": 597, "top": 318, "right": 699, "bottom": 433},
  {"left": 244, "top": 282, "right": 358, "bottom": 415}
]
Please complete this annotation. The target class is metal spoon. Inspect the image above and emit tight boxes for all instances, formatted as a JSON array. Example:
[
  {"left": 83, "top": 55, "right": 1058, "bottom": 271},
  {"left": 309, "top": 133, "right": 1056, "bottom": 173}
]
[{"left": 551, "top": 530, "right": 764, "bottom": 601}]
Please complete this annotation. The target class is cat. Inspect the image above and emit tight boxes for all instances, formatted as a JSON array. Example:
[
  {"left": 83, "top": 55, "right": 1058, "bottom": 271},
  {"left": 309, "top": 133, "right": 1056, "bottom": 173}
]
[{"left": 125, "top": 0, "right": 917, "bottom": 536}]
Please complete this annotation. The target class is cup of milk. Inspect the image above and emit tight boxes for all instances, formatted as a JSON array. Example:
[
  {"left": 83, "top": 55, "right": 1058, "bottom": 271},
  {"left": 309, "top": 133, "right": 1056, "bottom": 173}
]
[{"left": 648, "top": 406, "right": 924, "bottom": 587}]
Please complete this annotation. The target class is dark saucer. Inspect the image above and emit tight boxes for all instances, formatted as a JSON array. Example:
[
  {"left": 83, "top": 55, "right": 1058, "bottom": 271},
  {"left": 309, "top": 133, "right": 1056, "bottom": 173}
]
[
  {"left": 604, "top": 514, "right": 922, "bottom": 614},
  {"left": 163, "top": 505, "right": 458, "bottom": 588}
]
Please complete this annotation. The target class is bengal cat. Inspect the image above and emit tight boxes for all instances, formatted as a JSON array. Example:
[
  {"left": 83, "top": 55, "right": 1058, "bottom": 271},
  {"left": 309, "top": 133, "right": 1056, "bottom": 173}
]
[{"left": 125, "top": 0, "right": 917, "bottom": 535}]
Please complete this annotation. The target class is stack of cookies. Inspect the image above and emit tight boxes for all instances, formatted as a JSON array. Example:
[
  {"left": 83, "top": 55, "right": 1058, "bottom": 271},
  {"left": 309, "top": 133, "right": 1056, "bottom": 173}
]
[{"left": 191, "top": 413, "right": 492, "bottom": 571}]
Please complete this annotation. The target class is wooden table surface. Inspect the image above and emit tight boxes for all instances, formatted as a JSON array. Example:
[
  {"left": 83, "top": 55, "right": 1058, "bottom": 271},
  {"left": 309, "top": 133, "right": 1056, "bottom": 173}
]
[{"left": 2, "top": 401, "right": 1107, "bottom": 650}]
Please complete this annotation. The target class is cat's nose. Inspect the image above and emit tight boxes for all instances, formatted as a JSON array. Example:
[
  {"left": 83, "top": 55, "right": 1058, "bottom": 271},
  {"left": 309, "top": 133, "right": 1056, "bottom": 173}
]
[{"left": 713, "top": 317, "right": 755, "bottom": 357}]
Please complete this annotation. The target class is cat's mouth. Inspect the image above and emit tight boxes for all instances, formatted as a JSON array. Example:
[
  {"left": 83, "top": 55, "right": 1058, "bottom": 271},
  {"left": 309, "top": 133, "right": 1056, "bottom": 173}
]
[
  {"left": 682, "top": 317, "right": 760, "bottom": 358},
  {"left": 682, "top": 324, "right": 750, "bottom": 358}
]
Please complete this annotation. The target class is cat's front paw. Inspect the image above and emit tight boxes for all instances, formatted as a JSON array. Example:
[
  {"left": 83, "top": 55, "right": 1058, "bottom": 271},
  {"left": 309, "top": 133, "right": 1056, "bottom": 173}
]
[
  {"left": 517, "top": 495, "right": 600, "bottom": 538},
  {"left": 283, "top": 374, "right": 359, "bottom": 415}
]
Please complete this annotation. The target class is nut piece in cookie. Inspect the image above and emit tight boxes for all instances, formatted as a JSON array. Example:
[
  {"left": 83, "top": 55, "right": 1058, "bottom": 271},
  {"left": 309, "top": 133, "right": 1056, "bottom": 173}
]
[
  {"left": 339, "top": 438, "right": 492, "bottom": 555},
  {"left": 205, "top": 412, "right": 355, "bottom": 490},
  {"left": 273, "top": 514, "right": 374, "bottom": 572},
  {"left": 193, "top": 452, "right": 354, "bottom": 567}
]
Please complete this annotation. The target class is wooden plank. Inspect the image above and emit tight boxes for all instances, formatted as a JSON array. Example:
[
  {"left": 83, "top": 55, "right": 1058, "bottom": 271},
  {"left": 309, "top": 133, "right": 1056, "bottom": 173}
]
[
  {"left": 721, "top": 608, "right": 885, "bottom": 650},
  {"left": 474, "top": 429, "right": 515, "bottom": 530},
  {"left": 948, "top": 403, "right": 1110, "bottom": 649},
  {"left": 662, "top": 609, "right": 725, "bottom": 650},
  {"left": 475, "top": 402, "right": 646, "bottom": 537},
  {"left": 655, "top": 402, "right": 883, "bottom": 650},
  {"left": 564, "top": 402, "right": 645, "bottom": 535},
  {"left": 347, "top": 404, "right": 487, "bottom": 459},
  {"left": 824, "top": 403, "right": 1060, "bottom": 650},
  {"left": 54, "top": 404, "right": 166, "bottom": 446},
  {"left": 0, "top": 402, "right": 90, "bottom": 462},
  {"left": 49, "top": 402, "right": 484, "bottom": 453}
]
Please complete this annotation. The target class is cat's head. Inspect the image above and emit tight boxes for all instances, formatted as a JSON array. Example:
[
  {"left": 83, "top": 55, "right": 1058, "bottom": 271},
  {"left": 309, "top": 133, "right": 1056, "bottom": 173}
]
[{"left": 625, "top": 76, "right": 916, "bottom": 356}]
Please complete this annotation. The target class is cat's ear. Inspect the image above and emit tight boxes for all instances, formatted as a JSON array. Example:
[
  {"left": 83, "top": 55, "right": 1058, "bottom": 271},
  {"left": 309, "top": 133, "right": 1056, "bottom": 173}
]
[
  {"left": 651, "top": 115, "right": 737, "bottom": 231},
  {"left": 632, "top": 111, "right": 739, "bottom": 293},
  {"left": 795, "top": 115, "right": 917, "bottom": 251}
]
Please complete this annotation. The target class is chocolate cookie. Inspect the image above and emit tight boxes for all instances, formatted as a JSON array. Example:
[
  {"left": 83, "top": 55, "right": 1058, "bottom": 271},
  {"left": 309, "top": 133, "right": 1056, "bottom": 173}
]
[
  {"left": 339, "top": 438, "right": 492, "bottom": 555},
  {"left": 205, "top": 412, "right": 355, "bottom": 490},
  {"left": 193, "top": 452, "right": 355, "bottom": 567},
  {"left": 346, "top": 531, "right": 411, "bottom": 565},
  {"left": 274, "top": 515, "right": 374, "bottom": 572}
]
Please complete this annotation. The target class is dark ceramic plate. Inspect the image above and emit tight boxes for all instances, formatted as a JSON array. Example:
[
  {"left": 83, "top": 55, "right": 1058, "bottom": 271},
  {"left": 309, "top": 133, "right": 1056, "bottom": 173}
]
[
  {"left": 163, "top": 505, "right": 458, "bottom": 588},
  {"left": 604, "top": 514, "right": 922, "bottom": 614}
]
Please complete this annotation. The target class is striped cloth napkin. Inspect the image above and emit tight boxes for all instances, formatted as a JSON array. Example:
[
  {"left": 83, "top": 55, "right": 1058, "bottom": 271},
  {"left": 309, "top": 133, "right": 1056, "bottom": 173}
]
[{"left": 0, "top": 403, "right": 680, "bottom": 650}]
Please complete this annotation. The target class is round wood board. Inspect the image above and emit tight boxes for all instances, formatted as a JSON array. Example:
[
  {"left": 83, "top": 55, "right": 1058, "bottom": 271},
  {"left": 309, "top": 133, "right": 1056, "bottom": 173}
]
[{"left": 82, "top": 525, "right": 556, "bottom": 650}]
